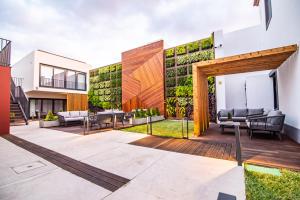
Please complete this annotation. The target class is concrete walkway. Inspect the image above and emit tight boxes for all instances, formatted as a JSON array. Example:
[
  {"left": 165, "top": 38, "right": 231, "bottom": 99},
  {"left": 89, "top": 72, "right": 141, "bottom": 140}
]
[{"left": 0, "top": 122, "right": 245, "bottom": 200}]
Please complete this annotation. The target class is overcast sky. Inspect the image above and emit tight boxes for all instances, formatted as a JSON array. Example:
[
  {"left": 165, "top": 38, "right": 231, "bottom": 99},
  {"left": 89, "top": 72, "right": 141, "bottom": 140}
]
[{"left": 0, "top": 0, "right": 260, "bottom": 68}]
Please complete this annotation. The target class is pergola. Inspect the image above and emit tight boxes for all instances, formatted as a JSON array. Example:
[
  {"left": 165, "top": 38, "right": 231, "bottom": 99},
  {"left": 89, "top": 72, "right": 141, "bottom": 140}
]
[{"left": 192, "top": 44, "right": 298, "bottom": 136}]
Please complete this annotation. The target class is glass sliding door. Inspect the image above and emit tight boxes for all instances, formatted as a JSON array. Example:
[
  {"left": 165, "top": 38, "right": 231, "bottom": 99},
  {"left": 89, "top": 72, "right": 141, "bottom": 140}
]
[
  {"left": 54, "top": 68, "right": 65, "bottom": 88},
  {"left": 42, "top": 100, "right": 53, "bottom": 116},
  {"left": 54, "top": 100, "right": 64, "bottom": 113}
]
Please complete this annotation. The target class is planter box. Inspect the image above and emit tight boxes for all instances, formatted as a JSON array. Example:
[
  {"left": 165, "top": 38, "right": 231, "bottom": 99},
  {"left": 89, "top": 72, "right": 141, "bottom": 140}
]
[
  {"left": 129, "top": 115, "right": 165, "bottom": 125},
  {"left": 39, "top": 120, "right": 60, "bottom": 128}
]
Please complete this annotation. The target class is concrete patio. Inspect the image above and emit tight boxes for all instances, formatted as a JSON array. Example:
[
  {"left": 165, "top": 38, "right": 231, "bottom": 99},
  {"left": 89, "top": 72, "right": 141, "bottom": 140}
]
[{"left": 0, "top": 122, "right": 245, "bottom": 200}]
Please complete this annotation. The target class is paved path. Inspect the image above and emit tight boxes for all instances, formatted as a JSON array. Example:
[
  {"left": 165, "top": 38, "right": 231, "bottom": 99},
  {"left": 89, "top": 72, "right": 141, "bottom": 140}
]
[{"left": 0, "top": 122, "right": 245, "bottom": 200}]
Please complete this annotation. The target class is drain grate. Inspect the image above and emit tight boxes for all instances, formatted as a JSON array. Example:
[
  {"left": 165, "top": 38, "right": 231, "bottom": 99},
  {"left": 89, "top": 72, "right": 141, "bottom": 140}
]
[{"left": 11, "top": 161, "right": 46, "bottom": 174}]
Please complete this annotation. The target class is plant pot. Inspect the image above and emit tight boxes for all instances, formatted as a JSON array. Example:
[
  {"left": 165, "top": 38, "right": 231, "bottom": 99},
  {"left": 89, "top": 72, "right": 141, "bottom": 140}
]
[{"left": 39, "top": 120, "right": 60, "bottom": 128}]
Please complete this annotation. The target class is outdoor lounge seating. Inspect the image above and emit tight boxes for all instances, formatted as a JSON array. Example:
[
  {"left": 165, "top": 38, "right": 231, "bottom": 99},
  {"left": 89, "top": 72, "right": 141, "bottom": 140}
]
[
  {"left": 218, "top": 108, "right": 265, "bottom": 122},
  {"left": 246, "top": 110, "right": 285, "bottom": 140},
  {"left": 57, "top": 111, "right": 88, "bottom": 126}
]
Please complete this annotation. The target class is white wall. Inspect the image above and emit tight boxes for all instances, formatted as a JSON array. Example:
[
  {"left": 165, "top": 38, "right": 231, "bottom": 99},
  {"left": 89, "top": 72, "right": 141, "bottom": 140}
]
[
  {"left": 12, "top": 52, "right": 34, "bottom": 92},
  {"left": 246, "top": 74, "right": 274, "bottom": 110}
]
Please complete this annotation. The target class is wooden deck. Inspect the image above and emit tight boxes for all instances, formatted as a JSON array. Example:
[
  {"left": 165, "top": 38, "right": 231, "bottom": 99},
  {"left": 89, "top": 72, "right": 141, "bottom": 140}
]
[
  {"left": 2, "top": 134, "right": 129, "bottom": 191},
  {"left": 130, "top": 123, "right": 300, "bottom": 171}
]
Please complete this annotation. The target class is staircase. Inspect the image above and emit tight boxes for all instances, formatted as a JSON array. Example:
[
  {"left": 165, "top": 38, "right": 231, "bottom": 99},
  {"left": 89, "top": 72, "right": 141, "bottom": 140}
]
[{"left": 10, "top": 78, "right": 29, "bottom": 126}]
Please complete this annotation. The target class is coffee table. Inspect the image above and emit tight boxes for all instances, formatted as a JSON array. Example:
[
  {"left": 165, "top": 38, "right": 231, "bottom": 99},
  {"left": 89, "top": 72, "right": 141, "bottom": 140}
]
[{"left": 219, "top": 121, "right": 240, "bottom": 134}]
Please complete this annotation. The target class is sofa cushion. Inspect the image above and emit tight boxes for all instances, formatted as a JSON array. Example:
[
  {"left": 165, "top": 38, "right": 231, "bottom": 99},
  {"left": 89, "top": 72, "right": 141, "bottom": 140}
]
[
  {"left": 232, "top": 117, "right": 246, "bottom": 122},
  {"left": 218, "top": 117, "right": 229, "bottom": 122},
  {"left": 248, "top": 108, "right": 264, "bottom": 116},
  {"left": 233, "top": 109, "right": 247, "bottom": 117},
  {"left": 64, "top": 117, "right": 84, "bottom": 122},
  {"left": 57, "top": 112, "right": 70, "bottom": 118},
  {"left": 219, "top": 109, "right": 233, "bottom": 117},
  {"left": 267, "top": 110, "right": 283, "bottom": 125},
  {"left": 79, "top": 111, "right": 88, "bottom": 117},
  {"left": 70, "top": 111, "right": 80, "bottom": 117}
]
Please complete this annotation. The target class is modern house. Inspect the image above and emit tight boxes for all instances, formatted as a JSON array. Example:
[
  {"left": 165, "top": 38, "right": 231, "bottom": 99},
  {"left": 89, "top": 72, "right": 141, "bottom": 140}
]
[{"left": 12, "top": 50, "right": 92, "bottom": 118}]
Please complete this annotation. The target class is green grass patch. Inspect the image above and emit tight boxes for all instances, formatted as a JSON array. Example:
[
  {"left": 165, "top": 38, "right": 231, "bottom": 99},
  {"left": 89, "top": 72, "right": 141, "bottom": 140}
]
[
  {"left": 121, "top": 120, "right": 194, "bottom": 138},
  {"left": 245, "top": 165, "right": 300, "bottom": 200}
]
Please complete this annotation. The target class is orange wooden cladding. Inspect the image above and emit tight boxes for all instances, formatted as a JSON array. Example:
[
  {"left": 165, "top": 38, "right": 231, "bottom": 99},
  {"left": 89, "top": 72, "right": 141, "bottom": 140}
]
[
  {"left": 193, "top": 44, "right": 298, "bottom": 136},
  {"left": 67, "top": 93, "right": 88, "bottom": 111},
  {"left": 121, "top": 40, "right": 165, "bottom": 114}
]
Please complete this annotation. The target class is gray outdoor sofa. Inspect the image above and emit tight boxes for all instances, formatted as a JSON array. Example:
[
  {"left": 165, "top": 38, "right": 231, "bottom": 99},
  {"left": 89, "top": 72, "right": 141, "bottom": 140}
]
[
  {"left": 57, "top": 111, "right": 88, "bottom": 126},
  {"left": 217, "top": 108, "right": 265, "bottom": 122}
]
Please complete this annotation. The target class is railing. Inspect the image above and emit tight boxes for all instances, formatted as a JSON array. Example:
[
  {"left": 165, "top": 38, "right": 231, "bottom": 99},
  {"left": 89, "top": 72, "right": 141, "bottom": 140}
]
[
  {"left": 11, "top": 78, "right": 29, "bottom": 124},
  {"left": 0, "top": 38, "right": 11, "bottom": 67},
  {"left": 40, "top": 77, "right": 86, "bottom": 91},
  {"left": 12, "top": 77, "right": 24, "bottom": 87}
]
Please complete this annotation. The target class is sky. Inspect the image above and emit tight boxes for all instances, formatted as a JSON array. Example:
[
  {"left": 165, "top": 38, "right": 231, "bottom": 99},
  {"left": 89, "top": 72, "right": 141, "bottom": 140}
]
[{"left": 0, "top": 0, "right": 260, "bottom": 68}]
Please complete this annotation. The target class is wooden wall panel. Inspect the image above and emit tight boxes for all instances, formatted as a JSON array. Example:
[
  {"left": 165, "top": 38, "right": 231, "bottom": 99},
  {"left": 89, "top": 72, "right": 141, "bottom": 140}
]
[
  {"left": 67, "top": 94, "right": 88, "bottom": 111},
  {"left": 121, "top": 41, "right": 165, "bottom": 114}
]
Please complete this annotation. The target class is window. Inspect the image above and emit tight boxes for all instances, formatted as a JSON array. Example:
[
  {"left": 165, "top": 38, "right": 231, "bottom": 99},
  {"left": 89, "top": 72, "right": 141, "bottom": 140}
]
[
  {"left": 54, "top": 100, "right": 64, "bottom": 113},
  {"left": 77, "top": 73, "right": 86, "bottom": 90},
  {"left": 53, "top": 68, "right": 65, "bottom": 88},
  {"left": 265, "top": 0, "right": 272, "bottom": 30},
  {"left": 40, "top": 65, "right": 53, "bottom": 86},
  {"left": 66, "top": 70, "right": 76, "bottom": 89},
  {"left": 39, "top": 64, "right": 86, "bottom": 91}
]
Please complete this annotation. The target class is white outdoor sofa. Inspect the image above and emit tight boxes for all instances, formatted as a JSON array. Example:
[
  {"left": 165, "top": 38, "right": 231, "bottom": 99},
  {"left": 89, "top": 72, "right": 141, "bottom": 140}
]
[{"left": 57, "top": 111, "right": 88, "bottom": 126}]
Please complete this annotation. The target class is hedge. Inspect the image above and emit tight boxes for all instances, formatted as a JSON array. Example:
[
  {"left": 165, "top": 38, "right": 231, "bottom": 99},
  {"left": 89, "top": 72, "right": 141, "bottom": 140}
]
[
  {"left": 166, "top": 58, "right": 175, "bottom": 68},
  {"left": 176, "top": 45, "right": 186, "bottom": 55},
  {"left": 177, "top": 50, "right": 214, "bottom": 65},
  {"left": 165, "top": 48, "right": 175, "bottom": 58},
  {"left": 188, "top": 65, "right": 193, "bottom": 74},
  {"left": 177, "top": 66, "right": 187, "bottom": 76},
  {"left": 177, "top": 76, "right": 188, "bottom": 86}
]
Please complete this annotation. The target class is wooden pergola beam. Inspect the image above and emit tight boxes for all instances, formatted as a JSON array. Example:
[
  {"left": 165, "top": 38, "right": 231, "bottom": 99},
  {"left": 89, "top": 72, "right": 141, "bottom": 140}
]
[{"left": 192, "top": 44, "right": 298, "bottom": 136}]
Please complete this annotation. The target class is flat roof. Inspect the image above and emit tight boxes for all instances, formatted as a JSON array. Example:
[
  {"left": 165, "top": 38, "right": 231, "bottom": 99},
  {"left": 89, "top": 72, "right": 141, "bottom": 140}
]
[{"left": 37, "top": 50, "right": 86, "bottom": 64}]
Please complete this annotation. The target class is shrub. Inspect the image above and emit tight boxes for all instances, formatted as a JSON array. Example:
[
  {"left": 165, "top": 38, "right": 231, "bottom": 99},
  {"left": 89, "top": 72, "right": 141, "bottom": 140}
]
[
  {"left": 116, "top": 71, "right": 122, "bottom": 78},
  {"left": 99, "top": 72, "right": 110, "bottom": 81},
  {"left": 165, "top": 48, "right": 175, "bottom": 58},
  {"left": 176, "top": 45, "right": 187, "bottom": 55},
  {"left": 165, "top": 98, "right": 176, "bottom": 116},
  {"left": 201, "top": 37, "right": 213, "bottom": 50},
  {"left": 177, "top": 54, "right": 190, "bottom": 65},
  {"left": 111, "top": 79, "right": 117, "bottom": 87},
  {"left": 104, "top": 89, "right": 111, "bottom": 95},
  {"left": 187, "top": 41, "right": 200, "bottom": 53},
  {"left": 44, "top": 111, "right": 58, "bottom": 121},
  {"left": 111, "top": 72, "right": 116, "bottom": 79},
  {"left": 116, "top": 87, "right": 122, "bottom": 95},
  {"left": 208, "top": 76, "right": 215, "bottom": 94},
  {"left": 189, "top": 50, "right": 214, "bottom": 63},
  {"left": 166, "top": 69, "right": 176, "bottom": 78},
  {"left": 110, "top": 64, "right": 116, "bottom": 72},
  {"left": 102, "top": 102, "right": 111, "bottom": 109},
  {"left": 116, "top": 64, "right": 122, "bottom": 71},
  {"left": 99, "top": 66, "right": 110, "bottom": 74},
  {"left": 98, "top": 89, "right": 104, "bottom": 95},
  {"left": 177, "top": 76, "right": 188, "bottom": 86},
  {"left": 177, "top": 66, "right": 187, "bottom": 76},
  {"left": 94, "top": 90, "right": 98, "bottom": 95},
  {"left": 93, "top": 83, "right": 99, "bottom": 89},
  {"left": 105, "top": 81, "right": 111, "bottom": 88},
  {"left": 116, "top": 79, "right": 122, "bottom": 87},
  {"left": 99, "top": 82, "right": 105, "bottom": 89},
  {"left": 166, "top": 58, "right": 175, "bottom": 68},
  {"left": 155, "top": 107, "right": 160, "bottom": 116},
  {"left": 166, "top": 87, "right": 176, "bottom": 97},
  {"left": 166, "top": 78, "right": 176, "bottom": 87},
  {"left": 104, "top": 95, "right": 111, "bottom": 101},
  {"left": 99, "top": 95, "right": 104, "bottom": 102}
]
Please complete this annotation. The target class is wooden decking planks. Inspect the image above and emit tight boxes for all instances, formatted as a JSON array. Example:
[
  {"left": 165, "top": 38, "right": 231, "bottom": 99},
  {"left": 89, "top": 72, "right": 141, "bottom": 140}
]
[
  {"left": 130, "top": 136, "right": 234, "bottom": 161},
  {"left": 2, "top": 134, "right": 129, "bottom": 192}
]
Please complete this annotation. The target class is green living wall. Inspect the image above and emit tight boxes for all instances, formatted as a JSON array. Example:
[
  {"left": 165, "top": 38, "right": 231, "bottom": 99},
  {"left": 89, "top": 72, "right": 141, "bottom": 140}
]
[
  {"left": 88, "top": 63, "right": 122, "bottom": 110},
  {"left": 164, "top": 36, "right": 216, "bottom": 120}
]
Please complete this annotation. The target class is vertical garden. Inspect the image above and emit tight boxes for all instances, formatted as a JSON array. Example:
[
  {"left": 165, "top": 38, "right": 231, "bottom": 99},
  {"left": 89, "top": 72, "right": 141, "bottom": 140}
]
[
  {"left": 88, "top": 63, "right": 122, "bottom": 110},
  {"left": 164, "top": 35, "right": 217, "bottom": 121}
]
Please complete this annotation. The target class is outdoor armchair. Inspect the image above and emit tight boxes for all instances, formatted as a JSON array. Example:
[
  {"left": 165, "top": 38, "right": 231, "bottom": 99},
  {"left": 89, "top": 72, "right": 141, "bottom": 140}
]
[{"left": 246, "top": 110, "right": 285, "bottom": 140}]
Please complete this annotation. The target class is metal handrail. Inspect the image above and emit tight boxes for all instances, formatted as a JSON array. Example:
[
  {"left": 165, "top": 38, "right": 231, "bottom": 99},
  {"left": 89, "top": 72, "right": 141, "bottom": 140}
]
[
  {"left": 40, "top": 77, "right": 87, "bottom": 90},
  {"left": 0, "top": 38, "right": 11, "bottom": 67}
]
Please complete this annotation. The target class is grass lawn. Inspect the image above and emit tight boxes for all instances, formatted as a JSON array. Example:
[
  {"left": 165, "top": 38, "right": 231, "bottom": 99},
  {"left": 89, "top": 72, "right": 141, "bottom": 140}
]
[
  {"left": 121, "top": 120, "right": 194, "bottom": 138},
  {"left": 245, "top": 165, "right": 300, "bottom": 200}
]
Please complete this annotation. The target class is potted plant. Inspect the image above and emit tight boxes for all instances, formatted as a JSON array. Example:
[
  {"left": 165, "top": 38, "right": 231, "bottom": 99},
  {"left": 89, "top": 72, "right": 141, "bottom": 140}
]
[
  {"left": 227, "top": 112, "right": 233, "bottom": 121},
  {"left": 129, "top": 108, "right": 164, "bottom": 125},
  {"left": 39, "top": 111, "right": 60, "bottom": 128}
]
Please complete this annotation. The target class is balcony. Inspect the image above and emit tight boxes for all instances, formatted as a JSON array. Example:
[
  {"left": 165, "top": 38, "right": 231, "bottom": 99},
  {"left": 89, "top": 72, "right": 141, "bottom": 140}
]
[
  {"left": 0, "top": 38, "right": 11, "bottom": 67},
  {"left": 40, "top": 77, "right": 86, "bottom": 91}
]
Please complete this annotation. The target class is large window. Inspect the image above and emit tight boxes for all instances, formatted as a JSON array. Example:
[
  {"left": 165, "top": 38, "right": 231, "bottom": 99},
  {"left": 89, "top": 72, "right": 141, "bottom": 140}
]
[
  {"left": 40, "top": 64, "right": 86, "bottom": 90},
  {"left": 29, "top": 98, "right": 66, "bottom": 117},
  {"left": 265, "top": 0, "right": 272, "bottom": 30}
]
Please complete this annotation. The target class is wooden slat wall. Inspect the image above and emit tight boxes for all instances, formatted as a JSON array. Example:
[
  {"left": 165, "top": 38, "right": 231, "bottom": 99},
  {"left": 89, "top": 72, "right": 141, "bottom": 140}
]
[
  {"left": 121, "top": 40, "right": 165, "bottom": 114},
  {"left": 193, "top": 44, "right": 298, "bottom": 136},
  {"left": 67, "top": 93, "right": 88, "bottom": 111}
]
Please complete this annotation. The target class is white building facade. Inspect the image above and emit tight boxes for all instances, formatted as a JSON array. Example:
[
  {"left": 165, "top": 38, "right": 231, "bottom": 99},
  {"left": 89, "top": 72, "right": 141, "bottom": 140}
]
[
  {"left": 214, "top": 0, "right": 300, "bottom": 143},
  {"left": 12, "top": 50, "right": 92, "bottom": 117}
]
